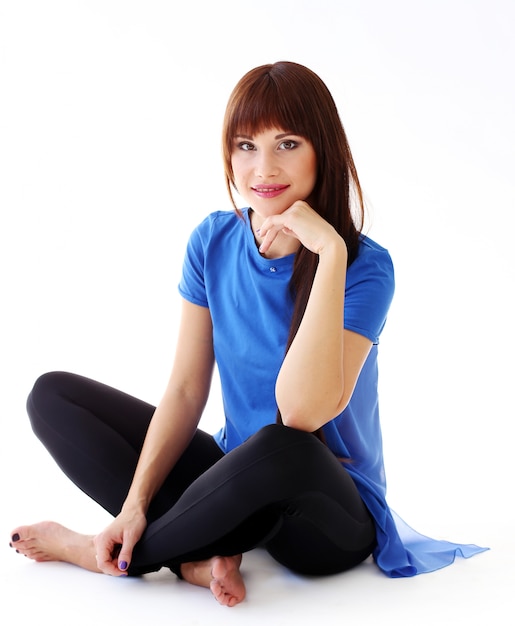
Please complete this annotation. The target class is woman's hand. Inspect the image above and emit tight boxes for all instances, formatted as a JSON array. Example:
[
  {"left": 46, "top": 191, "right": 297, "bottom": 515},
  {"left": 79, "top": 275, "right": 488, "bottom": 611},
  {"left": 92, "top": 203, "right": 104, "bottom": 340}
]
[
  {"left": 93, "top": 506, "right": 148, "bottom": 576},
  {"left": 257, "top": 200, "right": 345, "bottom": 257}
]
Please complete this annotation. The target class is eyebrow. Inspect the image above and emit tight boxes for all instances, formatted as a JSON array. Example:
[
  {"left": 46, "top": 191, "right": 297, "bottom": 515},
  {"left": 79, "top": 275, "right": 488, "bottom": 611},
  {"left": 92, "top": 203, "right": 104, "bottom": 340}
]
[{"left": 235, "top": 132, "right": 296, "bottom": 140}]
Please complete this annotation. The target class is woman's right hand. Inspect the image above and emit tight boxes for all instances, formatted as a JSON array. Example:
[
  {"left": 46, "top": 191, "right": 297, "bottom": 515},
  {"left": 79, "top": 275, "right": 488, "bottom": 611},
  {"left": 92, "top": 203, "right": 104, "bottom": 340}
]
[{"left": 93, "top": 506, "right": 148, "bottom": 576}]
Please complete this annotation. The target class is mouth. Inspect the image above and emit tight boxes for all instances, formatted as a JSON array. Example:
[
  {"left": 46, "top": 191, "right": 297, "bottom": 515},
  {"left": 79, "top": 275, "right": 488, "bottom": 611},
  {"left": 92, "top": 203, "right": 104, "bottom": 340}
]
[{"left": 251, "top": 184, "right": 289, "bottom": 198}]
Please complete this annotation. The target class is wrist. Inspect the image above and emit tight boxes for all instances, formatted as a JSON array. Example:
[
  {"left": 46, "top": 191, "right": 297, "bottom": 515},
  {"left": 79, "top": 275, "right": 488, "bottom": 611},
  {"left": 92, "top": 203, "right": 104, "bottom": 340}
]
[
  {"left": 121, "top": 495, "right": 150, "bottom": 517},
  {"left": 317, "top": 235, "right": 348, "bottom": 262}
]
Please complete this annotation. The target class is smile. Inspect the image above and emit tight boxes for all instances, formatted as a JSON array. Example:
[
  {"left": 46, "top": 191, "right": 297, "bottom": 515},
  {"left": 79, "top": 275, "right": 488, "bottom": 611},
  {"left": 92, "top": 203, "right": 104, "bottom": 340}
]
[{"left": 251, "top": 184, "right": 289, "bottom": 198}]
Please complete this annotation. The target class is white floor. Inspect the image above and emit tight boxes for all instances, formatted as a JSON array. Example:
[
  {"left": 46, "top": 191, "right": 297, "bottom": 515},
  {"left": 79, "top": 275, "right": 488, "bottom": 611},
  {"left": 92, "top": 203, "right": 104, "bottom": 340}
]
[{"left": 2, "top": 542, "right": 504, "bottom": 626}]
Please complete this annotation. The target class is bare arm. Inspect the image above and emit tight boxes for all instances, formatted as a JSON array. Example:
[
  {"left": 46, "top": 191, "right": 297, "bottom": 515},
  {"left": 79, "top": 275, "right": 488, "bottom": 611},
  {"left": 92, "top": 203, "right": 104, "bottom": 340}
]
[
  {"left": 122, "top": 301, "right": 214, "bottom": 512},
  {"left": 259, "top": 201, "right": 372, "bottom": 432},
  {"left": 95, "top": 299, "right": 214, "bottom": 574}
]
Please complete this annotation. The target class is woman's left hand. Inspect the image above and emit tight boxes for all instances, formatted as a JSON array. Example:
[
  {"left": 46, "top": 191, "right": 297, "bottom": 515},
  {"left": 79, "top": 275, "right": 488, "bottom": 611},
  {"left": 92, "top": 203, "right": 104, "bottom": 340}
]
[{"left": 257, "top": 201, "right": 344, "bottom": 256}]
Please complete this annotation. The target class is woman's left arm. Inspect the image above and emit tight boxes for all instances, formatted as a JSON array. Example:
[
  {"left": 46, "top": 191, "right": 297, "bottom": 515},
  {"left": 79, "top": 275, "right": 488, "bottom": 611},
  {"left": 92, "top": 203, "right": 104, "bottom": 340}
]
[{"left": 260, "top": 201, "right": 372, "bottom": 432}]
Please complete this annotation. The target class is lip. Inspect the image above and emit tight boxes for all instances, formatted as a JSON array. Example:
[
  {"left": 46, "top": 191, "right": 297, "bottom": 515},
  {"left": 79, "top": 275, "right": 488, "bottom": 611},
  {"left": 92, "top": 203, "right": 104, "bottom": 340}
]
[{"left": 251, "top": 184, "right": 289, "bottom": 199}]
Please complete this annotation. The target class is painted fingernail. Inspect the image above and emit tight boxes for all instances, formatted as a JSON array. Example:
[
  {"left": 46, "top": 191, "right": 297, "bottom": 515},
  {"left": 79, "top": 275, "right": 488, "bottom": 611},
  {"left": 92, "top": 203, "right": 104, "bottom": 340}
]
[
  {"left": 11, "top": 533, "right": 20, "bottom": 542},
  {"left": 119, "top": 560, "right": 128, "bottom": 571}
]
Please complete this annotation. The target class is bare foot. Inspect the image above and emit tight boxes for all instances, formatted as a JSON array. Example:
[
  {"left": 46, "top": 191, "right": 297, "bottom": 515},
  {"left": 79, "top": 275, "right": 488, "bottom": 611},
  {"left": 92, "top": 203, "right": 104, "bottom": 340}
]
[
  {"left": 210, "top": 555, "right": 246, "bottom": 607},
  {"left": 10, "top": 522, "right": 100, "bottom": 573},
  {"left": 181, "top": 555, "right": 246, "bottom": 607}
]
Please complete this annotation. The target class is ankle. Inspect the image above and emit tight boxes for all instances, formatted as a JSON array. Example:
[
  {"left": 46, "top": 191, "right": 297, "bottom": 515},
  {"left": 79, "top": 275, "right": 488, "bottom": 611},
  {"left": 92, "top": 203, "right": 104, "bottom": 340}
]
[{"left": 180, "top": 559, "right": 212, "bottom": 588}]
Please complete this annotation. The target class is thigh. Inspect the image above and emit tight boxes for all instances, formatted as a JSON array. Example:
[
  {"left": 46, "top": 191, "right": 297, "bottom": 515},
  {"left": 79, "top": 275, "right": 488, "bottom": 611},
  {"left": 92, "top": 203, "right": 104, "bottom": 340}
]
[
  {"left": 26, "top": 371, "right": 158, "bottom": 513},
  {"left": 26, "top": 371, "right": 224, "bottom": 517},
  {"left": 27, "top": 371, "right": 156, "bottom": 451}
]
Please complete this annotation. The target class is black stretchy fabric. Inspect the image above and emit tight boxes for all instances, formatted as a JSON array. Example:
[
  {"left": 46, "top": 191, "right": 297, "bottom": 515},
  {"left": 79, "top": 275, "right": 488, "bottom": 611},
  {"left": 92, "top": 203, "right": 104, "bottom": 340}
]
[{"left": 26, "top": 371, "right": 376, "bottom": 577}]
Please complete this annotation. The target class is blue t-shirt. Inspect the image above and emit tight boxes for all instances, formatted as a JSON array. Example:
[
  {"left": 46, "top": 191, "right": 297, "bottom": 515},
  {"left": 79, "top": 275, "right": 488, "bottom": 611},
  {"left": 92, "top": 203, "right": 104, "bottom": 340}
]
[{"left": 178, "top": 208, "right": 487, "bottom": 577}]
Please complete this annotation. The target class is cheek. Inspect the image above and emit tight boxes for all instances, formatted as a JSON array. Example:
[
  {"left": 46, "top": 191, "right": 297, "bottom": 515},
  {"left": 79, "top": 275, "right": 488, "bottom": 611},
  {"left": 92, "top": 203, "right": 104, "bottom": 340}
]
[
  {"left": 230, "top": 156, "right": 244, "bottom": 184},
  {"left": 230, "top": 162, "right": 247, "bottom": 196},
  {"left": 302, "top": 157, "right": 317, "bottom": 190},
  {"left": 297, "top": 146, "right": 316, "bottom": 174}
]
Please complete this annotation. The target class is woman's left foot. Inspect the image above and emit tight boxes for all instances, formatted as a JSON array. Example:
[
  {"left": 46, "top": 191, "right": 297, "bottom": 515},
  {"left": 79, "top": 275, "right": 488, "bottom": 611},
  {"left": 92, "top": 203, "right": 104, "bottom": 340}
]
[{"left": 9, "top": 521, "right": 100, "bottom": 572}]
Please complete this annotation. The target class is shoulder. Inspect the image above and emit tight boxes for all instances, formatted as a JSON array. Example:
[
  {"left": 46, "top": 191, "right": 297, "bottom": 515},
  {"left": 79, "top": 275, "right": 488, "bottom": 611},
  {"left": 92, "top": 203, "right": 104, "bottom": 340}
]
[
  {"left": 192, "top": 209, "right": 246, "bottom": 241},
  {"left": 344, "top": 235, "right": 395, "bottom": 343},
  {"left": 180, "top": 209, "right": 248, "bottom": 283},
  {"left": 355, "top": 235, "right": 393, "bottom": 266},
  {"left": 184, "top": 209, "right": 246, "bottom": 259},
  {"left": 348, "top": 235, "right": 395, "bottom": 288},
  {"left": 180, "top": 210, "right": 246, "bottom": 306}
]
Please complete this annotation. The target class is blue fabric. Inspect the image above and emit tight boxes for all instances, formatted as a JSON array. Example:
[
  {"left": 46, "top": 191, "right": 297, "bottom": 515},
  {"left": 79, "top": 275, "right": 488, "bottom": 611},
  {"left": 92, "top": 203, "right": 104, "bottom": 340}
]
[{"left": 178, "top": 208, "right": 488, "bottom": 577}]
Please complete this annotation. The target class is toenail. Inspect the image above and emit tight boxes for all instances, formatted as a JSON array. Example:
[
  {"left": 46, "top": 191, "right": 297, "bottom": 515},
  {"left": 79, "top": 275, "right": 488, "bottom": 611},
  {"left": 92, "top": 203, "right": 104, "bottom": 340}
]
[{"left": 11, "top": 533, "right": 20, "bottom": 542}]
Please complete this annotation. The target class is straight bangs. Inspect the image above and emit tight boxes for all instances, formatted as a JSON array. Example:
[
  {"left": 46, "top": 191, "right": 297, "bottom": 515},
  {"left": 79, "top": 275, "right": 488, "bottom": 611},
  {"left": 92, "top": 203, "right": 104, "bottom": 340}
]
[{"left": 227, "top": 79, "right": 311, "bottom": 140}]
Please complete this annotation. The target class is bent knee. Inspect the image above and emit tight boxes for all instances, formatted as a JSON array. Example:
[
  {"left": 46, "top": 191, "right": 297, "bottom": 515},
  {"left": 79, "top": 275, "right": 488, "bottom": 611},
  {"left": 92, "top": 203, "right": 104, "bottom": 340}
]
[
  {"left": 251, "top": 423, "right": 320, "bottom": 448},
  {"left": 28, "top": 370, "right": 68, "bottom": 401},
  {"left": 29, "top": 370, "right": 72, "bottom": 394},
  {"left": 245, "top": 424, "right": 329, "bottom": 472},
  {"left": 26, "top": 371, "right": 71, "bottom": 423}
]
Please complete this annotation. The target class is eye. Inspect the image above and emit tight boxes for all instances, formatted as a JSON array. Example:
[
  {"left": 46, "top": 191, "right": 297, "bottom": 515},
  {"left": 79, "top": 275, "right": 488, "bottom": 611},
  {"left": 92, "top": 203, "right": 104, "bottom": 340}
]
[
  {"left": 278, "top": 140, "right": 298, "bottom": 150},
  {"left": 237, "top": 141, "right": 255, "bottom": 151}
]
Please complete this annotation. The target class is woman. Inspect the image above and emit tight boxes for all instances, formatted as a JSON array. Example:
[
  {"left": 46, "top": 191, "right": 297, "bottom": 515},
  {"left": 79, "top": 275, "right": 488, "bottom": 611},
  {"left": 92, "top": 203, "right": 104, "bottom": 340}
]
[{"left": 10, "top": 61, "right": 486, "bottom": 607}]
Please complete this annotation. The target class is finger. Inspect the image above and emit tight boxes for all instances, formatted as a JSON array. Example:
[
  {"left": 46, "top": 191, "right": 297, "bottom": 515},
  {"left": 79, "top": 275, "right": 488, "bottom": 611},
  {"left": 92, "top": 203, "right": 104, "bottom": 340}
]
[
  {"left": 116, "top": 529, "right": 141, "bottom": 574},
  {"left": 96, "top": 551, "right": 122, "bottom": 576},
  {"left": 94, "top": 536, "right": 125, "bottom": 576},
  {"left": 258, "top": 222, "right": 284, "bottom": 254},
  {"left": 117, "top": 545, "right": 133, "bottom": 574}
]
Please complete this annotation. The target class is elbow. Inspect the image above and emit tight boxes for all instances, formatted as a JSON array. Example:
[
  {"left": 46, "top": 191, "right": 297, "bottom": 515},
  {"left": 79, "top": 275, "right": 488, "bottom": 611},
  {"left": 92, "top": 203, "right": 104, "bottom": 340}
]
[
  {"left": 280, "top": 411, "right": 316, "bottom": 432},
  {"left": 278, "top": 388, "right": 351, "bottom": 432},
  {"left": 279, "top": 401, "right": 341, "bottom": 433}
]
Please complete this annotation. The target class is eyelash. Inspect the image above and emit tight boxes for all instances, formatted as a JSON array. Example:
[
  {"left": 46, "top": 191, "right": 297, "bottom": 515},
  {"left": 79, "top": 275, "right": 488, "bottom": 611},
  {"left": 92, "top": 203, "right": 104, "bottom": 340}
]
[
  {"left": 237, "top": 140, "right": 299, "bottom": 151},
  {"left": 279, "top": 140, "right": 298, "bottom": 150}
]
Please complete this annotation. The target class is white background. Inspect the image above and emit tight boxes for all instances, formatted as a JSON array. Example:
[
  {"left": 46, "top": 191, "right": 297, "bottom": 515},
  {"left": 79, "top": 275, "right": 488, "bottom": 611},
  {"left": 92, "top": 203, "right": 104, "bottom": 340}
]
[{"left": 1, "top": 1, "right": 513, "bottom": 623}]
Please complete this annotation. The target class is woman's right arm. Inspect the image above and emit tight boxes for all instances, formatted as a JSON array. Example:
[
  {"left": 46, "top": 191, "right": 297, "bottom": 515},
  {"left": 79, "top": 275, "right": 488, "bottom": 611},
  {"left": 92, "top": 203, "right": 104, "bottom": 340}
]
[{"left": 94, "top": 299, "right": 215, "bottom": 575}]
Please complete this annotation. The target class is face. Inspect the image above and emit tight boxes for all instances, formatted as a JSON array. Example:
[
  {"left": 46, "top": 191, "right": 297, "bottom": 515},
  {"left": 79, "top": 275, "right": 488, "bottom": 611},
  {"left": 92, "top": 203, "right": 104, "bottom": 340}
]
[{"left": 231, "top": 127, "right": 317, "bottom": 218}]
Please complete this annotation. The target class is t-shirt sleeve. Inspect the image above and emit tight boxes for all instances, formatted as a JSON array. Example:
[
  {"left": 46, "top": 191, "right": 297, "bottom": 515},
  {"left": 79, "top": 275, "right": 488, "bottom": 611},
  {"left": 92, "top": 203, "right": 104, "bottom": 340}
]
[
  {"left": 344, "top": 241, "right": 395, "bottom": 344},
  {"left": 178, "top": 222, "right": 209, "bottom": 308}
]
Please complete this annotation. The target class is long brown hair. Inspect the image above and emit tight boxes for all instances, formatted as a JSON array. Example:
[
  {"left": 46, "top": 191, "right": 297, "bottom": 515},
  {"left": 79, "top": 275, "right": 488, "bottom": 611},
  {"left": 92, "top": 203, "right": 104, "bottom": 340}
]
[{"left": 222, "top": 61, "right": 365, "bottom": 441}]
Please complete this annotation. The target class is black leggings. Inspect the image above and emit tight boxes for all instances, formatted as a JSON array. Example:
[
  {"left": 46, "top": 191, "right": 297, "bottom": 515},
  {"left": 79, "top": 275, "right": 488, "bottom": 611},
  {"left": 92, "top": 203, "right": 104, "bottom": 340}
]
[{"left": 26, "top": 371, "right": 376, "bottom": 577}]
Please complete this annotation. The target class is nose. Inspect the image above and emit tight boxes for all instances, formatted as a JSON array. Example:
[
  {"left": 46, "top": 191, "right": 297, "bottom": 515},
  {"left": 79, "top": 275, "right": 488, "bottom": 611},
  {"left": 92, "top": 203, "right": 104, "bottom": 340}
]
[{"left": 254, "top": 151, "right": 279, "bottom": 178}]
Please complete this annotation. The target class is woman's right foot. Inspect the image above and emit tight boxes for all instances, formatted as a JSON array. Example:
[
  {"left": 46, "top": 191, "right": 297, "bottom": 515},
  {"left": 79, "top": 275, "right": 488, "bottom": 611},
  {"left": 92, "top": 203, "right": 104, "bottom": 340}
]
[
  {"left": 181, "top": 554, "right": 246, "bottom": 607},
  {"left": 10, "top": 521, "right": 100, "bottom": 573}
]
